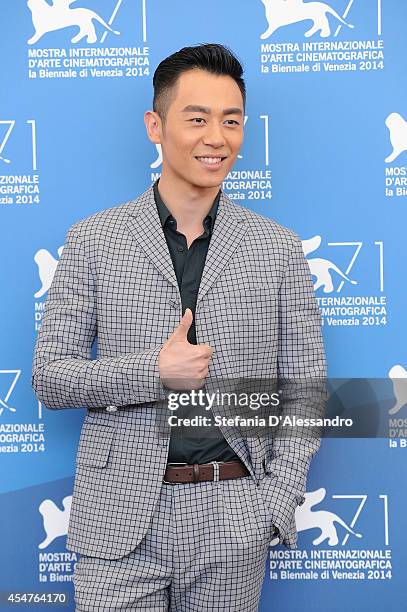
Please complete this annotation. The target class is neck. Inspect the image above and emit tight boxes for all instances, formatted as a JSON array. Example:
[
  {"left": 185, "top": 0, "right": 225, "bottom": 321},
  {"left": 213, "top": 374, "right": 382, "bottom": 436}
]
[{"left": 157, "top": 167, "right": 220, "bottom": 231}]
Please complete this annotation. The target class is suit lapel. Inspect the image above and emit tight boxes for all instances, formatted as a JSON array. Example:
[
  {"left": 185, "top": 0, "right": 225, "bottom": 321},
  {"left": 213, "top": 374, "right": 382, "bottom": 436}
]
[
  {"left": 125, "top": 186, "right": 248, "bottom": 301},
  {"left": 197, "top": 192, "right": 247, "bottom": 306},
  {"left": 125, "top": 187, "right": 179, "bottom": 290}
]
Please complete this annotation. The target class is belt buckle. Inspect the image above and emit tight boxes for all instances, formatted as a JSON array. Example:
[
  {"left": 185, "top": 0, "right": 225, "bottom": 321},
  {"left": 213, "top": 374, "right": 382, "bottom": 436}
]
[
  {"left": 163, "top": 462, "right": 188, "bottom": 485},
  {"left": 210, "top": 460, "right": 220, "bottom": 483}
]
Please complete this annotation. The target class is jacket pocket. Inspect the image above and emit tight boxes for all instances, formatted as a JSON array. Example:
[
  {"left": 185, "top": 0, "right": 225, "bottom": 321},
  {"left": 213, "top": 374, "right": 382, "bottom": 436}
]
[{"left": 76, "top": 421, "right": 116, "bottom": 468}]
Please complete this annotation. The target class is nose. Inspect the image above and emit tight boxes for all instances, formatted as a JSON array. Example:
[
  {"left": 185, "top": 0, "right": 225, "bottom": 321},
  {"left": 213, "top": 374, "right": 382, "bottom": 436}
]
[{"left": 202, "top": 121, "right": 226, "bottom": 148}]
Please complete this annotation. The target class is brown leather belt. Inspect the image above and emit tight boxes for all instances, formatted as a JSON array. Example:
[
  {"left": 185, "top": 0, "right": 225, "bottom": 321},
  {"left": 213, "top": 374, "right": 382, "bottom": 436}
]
[{"left": 163, "top": 460, "right": 249, "bottom": 484}]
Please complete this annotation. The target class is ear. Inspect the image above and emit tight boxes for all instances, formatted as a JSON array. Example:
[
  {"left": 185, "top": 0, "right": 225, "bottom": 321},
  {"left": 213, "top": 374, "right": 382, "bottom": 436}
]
[{"left": 144, "top": 110, "right": 162, "bottom": 145}]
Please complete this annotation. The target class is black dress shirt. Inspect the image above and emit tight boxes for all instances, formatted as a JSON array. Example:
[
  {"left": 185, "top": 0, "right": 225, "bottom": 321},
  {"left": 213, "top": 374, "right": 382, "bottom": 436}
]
[{"left": 153, "top": 180, "right": 243, "bottom": 466}]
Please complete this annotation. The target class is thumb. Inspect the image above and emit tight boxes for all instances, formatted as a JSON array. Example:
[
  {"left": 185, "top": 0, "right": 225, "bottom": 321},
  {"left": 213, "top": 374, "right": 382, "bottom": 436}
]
[{"left": 167, "top": 308, "right": 193, "bottom": 344}]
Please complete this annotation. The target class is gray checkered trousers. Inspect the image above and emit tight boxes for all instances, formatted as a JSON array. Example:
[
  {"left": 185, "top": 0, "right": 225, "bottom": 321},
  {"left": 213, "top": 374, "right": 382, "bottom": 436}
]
[{"left": 32, "top": 185, "right": 327, "bottom": 610}]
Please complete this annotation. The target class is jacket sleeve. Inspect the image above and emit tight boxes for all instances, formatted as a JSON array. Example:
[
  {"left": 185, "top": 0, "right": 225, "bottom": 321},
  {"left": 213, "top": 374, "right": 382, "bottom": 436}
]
[
  {"left": 31, "top": 225, "right": 168, "bottom": 410},
  {"left": 259, "top": 232, "right": 328, "bottom": 546}
]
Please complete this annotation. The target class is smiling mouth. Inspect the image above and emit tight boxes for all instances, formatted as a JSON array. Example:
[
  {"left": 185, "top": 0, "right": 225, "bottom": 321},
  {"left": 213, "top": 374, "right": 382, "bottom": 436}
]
[{"left": 195, "top": 156, "right": 227, "bottom": 166}]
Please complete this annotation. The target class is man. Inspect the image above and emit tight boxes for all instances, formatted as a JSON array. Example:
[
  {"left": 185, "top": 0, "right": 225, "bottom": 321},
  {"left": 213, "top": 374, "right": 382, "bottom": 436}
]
[{"left": 32, "top": 44, "right": 326, "bottom": 611}]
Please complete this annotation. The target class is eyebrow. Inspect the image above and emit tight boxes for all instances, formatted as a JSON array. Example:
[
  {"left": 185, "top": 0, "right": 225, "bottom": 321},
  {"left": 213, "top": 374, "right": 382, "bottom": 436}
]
[{"left": 181, "top": 104, "right": 243, "bottom": 116}]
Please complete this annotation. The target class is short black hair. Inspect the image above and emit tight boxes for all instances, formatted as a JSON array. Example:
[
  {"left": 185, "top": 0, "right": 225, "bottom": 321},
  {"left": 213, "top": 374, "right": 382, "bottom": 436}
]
[{"left": 153, "top": 43, "right": 246, "bottom": 121}]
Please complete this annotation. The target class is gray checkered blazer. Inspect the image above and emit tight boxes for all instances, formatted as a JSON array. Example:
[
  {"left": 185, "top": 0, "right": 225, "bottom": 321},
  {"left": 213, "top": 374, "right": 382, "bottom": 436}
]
[{"left": 32, "top": 185, "right": 326, "bottom": 560}]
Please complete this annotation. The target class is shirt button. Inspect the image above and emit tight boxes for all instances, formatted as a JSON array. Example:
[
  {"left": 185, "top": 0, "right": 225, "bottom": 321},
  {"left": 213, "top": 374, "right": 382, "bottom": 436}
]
[
  {"left": 177, "top": 246, "right": 184, "bottom": 252},
  {"left": 106, "top": 405, "right": 118, "bottom": 412}
]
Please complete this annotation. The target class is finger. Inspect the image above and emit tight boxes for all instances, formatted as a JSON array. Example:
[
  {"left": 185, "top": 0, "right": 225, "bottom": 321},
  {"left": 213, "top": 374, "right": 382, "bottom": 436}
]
[{"left": 166, "top": 307, "right": 193, "bottom": 344}]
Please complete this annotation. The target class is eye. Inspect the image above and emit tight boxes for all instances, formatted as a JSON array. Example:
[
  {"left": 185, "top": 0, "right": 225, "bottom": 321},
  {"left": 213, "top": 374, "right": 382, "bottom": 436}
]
[{"left": 188, "top": 117, "right": 240, "bottom": 126}]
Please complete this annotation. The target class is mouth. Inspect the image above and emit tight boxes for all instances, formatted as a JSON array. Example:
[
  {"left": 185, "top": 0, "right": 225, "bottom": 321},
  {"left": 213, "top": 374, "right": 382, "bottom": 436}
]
[{"left": 195, "top": 156, "right": 227, "bottom": 170}]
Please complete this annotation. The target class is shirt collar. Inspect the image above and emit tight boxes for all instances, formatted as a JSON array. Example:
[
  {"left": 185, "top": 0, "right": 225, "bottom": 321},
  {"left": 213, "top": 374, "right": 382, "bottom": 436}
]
[{"left": 153, "top": 179, "right": 220, "bottom": 234}]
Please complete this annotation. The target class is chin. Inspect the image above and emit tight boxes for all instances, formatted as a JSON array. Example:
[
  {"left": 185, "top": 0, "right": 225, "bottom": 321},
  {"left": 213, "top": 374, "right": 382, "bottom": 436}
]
[{"left": 189, "top": 174, "right": 226, "bottom": 189}]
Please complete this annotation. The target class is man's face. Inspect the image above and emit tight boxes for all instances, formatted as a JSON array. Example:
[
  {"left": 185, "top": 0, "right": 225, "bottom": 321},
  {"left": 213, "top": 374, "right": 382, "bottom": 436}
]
[{"left": 147, "top": 68, "right": 244, "bottom": 189}]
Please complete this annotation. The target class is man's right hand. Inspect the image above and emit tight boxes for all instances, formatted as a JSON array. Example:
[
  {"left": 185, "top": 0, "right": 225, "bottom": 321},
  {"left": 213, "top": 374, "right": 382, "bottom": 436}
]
[{"left": 158, "top": 308, "right": 214, "bottom": 390}]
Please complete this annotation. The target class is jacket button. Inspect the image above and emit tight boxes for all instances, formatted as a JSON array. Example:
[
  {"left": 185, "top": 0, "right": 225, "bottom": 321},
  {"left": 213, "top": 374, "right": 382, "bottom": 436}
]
[{"left": 106, "top": 405, "right": 118, "bottom": 412}]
